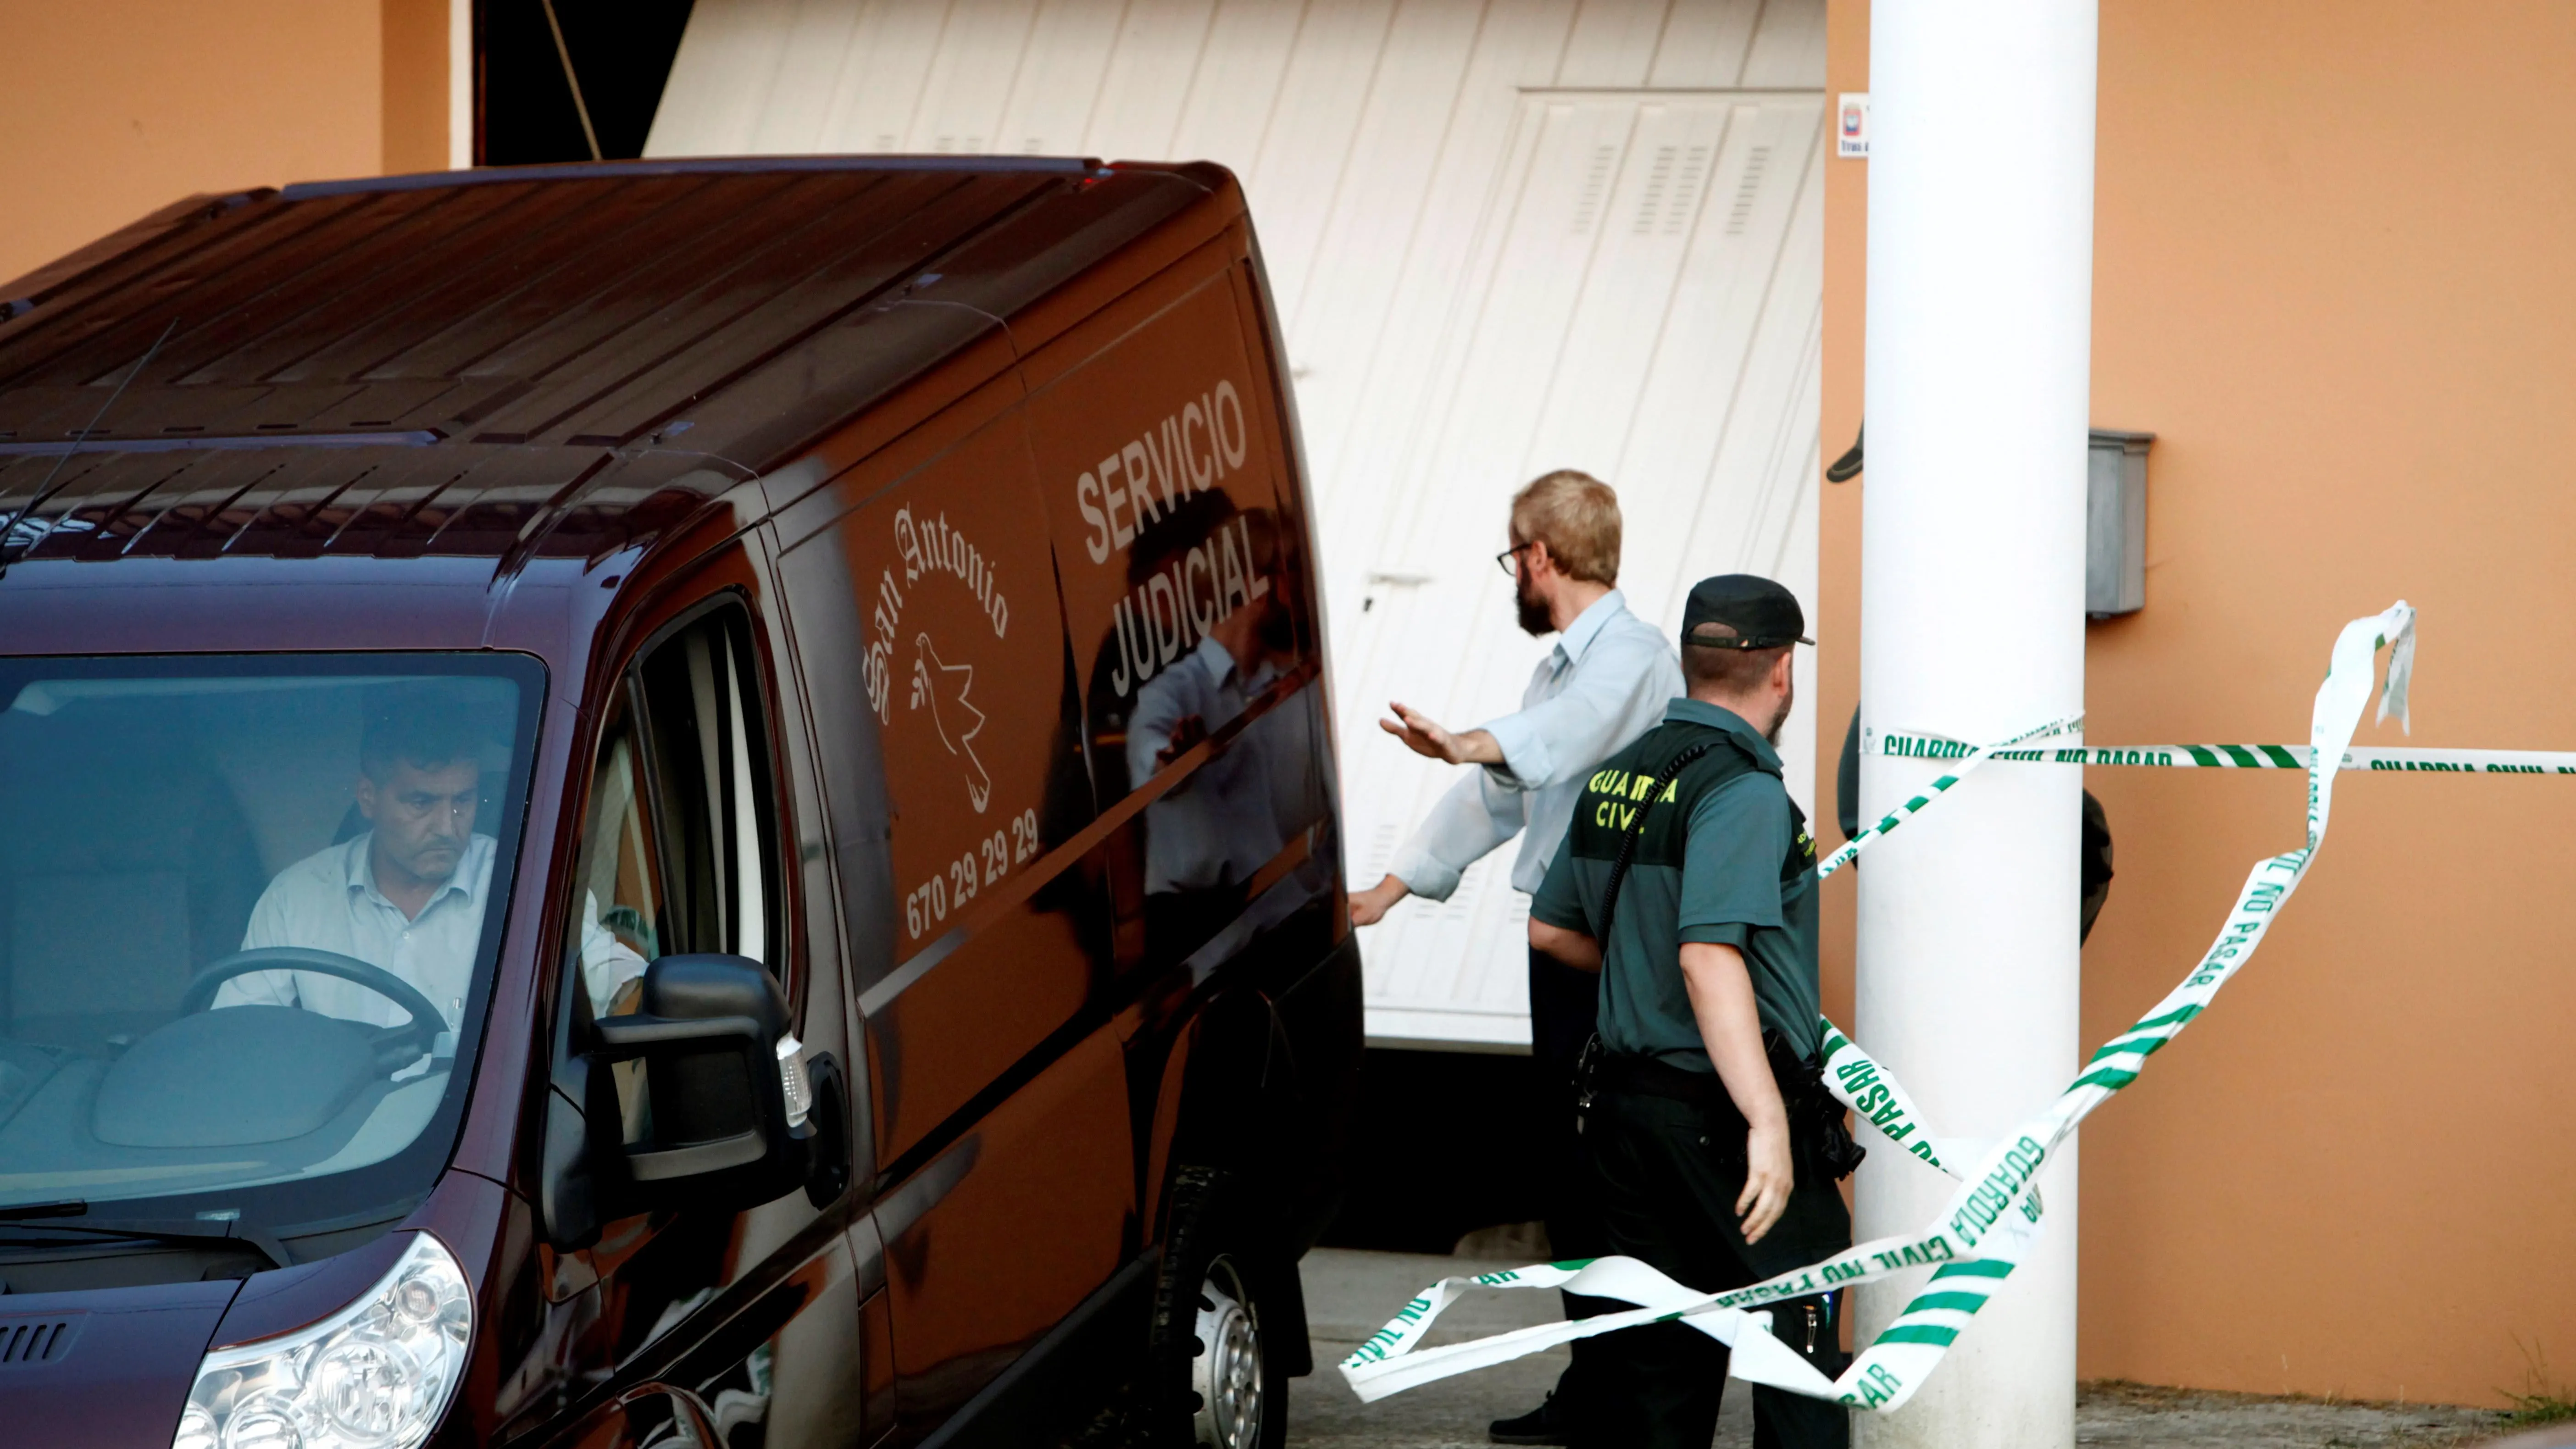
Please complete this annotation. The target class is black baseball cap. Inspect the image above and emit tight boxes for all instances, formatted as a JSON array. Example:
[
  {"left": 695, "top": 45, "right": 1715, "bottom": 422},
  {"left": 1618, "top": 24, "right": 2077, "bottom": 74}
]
[{"left": 1681, "top": 574, "right": 1813, "bottom": 650}]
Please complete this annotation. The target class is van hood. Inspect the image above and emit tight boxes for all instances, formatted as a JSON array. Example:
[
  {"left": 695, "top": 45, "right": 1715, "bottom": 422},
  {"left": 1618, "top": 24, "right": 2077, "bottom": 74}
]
[{"left": 0, "top": 1277, "right": 238, "bottom": 1445}]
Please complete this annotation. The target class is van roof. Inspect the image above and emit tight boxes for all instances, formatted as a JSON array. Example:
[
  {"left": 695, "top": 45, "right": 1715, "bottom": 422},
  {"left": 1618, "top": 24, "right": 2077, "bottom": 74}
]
[{"left": 0, "top": 158, "right": 1218, "bottom": 571}]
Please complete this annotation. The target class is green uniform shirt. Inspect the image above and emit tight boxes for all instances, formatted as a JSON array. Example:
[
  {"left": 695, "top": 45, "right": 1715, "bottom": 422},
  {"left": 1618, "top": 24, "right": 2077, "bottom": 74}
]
[{"left": 1532, "top": 699, "right": 1820, "bottom": 1071}]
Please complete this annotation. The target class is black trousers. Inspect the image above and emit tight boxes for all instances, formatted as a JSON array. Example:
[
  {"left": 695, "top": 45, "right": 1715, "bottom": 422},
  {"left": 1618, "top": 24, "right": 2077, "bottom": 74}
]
[
  {"left": 1580, "top": 1085, "right": 1854, "bottom": 1449},
  {"left": 1527, "top": 948, "right": 1613, "bottom": 1421}
]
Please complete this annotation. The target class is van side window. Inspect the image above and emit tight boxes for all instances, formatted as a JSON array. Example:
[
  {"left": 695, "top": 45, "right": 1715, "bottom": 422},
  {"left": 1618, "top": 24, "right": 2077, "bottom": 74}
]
[
  {"left": 565, "top": 702, "right": 662, "bottom": 1140},
  {"left": 567, "top": 707, "right": 664, "bottom": 1016},
  {"left": 635, "top": 606, "right": 783, "bottom": 967}
]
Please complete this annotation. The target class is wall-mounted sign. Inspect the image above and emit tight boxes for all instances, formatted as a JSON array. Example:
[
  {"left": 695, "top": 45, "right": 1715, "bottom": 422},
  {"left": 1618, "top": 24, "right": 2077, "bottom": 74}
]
[{"left": 1838, "top": 92, "right": 1870, "bottom": 157}]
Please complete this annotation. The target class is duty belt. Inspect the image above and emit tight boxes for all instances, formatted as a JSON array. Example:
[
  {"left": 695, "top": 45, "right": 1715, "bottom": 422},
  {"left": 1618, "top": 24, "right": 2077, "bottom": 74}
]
[
  {"left": 1588, "top": 1047, "right": 1735, "bottom": 1110},
  {"left": 1581, "top": 1031, "right": 1866, "bottom": 1180}
]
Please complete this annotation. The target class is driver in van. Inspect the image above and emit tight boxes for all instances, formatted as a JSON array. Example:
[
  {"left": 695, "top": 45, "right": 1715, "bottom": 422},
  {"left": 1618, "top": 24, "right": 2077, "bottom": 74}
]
[{"left": 213, "top": 693, "right": 644, "bottom": 1045}]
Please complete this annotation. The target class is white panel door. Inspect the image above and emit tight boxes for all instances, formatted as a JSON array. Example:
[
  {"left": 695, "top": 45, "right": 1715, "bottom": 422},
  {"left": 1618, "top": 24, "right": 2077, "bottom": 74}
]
[
  {"left": 643, "top": 0, "right": 1827, "bottom": 1049},
  {"left": 1342, "top": 89, "right": 1823, "bottom": 1049}
]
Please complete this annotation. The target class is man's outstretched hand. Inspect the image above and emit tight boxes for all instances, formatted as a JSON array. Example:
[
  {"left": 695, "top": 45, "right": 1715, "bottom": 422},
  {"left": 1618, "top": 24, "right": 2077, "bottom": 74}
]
[
  {"left": 1379, "top": 703, "right": 1505, "bottom": 767},
  {"left": 1349, "top": 874, "right": 1411, "bottom": 927}
]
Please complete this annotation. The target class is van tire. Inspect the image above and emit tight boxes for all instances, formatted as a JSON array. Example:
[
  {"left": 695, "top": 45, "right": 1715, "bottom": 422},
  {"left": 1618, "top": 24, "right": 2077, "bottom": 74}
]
[{"left": 1148, "top": 1166, "right": 1289, "bottom": 1449}]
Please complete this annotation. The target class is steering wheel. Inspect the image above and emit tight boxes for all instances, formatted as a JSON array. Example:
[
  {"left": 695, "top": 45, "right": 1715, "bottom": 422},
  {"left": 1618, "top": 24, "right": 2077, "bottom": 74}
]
[{"left": 183, "top": 948, "right": 448, "bottom": 1076}]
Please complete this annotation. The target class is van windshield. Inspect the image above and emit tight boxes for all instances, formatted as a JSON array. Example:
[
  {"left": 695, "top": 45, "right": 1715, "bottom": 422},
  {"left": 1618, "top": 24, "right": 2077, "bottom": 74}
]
[{"left": 0, "top": 655, "right": 543, "bottom": 1240}]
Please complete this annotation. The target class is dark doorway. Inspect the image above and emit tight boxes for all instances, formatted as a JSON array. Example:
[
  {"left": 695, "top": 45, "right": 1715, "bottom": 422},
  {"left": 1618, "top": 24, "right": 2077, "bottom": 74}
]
[
  {"left": 1318, "top": 1049, "right": 1557, "bottom": 1255},
  {"left": 478, "top": 0, "right": 697, "bottom": 165}
]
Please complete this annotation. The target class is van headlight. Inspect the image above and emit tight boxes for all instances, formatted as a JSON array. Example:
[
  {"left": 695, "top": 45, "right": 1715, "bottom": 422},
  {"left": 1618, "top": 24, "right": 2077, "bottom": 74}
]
[{"left": 172, "top": 1232, "right": 472, "bottom": 1449}]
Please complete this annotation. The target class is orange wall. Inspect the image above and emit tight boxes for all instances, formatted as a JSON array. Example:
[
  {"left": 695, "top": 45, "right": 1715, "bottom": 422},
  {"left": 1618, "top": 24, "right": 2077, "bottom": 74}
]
[
  {"left": 383, "top": 0, "right": 454, "bottom": 175},
  {"left": 1815, "top": 2, "right": 1867, "bottom": 1057},
  {"left": 0, "top": 0, "right": 447, "bottom": 288},
  {"left": 1824, "top": 0, "right": 2576, "bottom": 1407}
]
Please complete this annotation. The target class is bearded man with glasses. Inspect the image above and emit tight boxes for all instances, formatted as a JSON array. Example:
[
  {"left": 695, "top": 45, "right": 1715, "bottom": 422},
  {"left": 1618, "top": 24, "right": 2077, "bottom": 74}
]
[{"left": 1348, "top": 468, "right": 1682, "bottom": 1446}]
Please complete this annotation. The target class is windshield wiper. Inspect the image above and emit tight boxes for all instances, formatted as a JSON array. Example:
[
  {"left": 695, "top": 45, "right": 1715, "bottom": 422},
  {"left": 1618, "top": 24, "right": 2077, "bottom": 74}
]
[{"left": 0, "top": 1201, "right": 286, "bottom": 1270}]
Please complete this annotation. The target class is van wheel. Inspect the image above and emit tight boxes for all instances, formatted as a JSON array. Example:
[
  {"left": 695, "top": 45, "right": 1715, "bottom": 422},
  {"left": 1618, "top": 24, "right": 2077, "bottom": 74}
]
[{"left": 1149, "top": 1167, "right": 1288, "bottom": 1449}]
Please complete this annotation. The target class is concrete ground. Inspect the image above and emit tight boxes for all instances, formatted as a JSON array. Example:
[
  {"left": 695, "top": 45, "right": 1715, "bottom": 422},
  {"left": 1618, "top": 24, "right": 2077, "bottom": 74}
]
[
  {"left": 1290, "top": 1247, "right": 1753, "bottom": 1449},
  {"left": 1288, "top": 1248, "right": 2509, "bottom": 1449}
]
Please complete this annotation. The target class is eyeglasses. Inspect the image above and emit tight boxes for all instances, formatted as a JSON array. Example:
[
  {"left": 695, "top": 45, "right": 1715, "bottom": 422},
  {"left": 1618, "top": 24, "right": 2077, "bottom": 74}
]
[{"left": 1496, "top": 541, "right": 1539, "bottom": 577}]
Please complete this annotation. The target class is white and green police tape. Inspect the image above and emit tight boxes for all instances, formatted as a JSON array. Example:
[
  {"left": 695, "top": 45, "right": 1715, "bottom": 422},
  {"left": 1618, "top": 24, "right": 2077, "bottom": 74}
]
[
  {"left": 1906, "top": 741, "right": 2576, "bottom": 773},
  {"left": 1339, "top": 602, "right": 2472, "bottom": 1412}
]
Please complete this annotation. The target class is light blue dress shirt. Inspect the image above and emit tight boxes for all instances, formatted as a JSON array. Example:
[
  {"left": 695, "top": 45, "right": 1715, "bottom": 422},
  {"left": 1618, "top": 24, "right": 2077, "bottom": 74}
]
[
  {"left": 1386, "top": 589, "right": 1683, "bottom": 898},
  {"left": 1129, "top": 633, "right": 1291, "bottom": 894}
]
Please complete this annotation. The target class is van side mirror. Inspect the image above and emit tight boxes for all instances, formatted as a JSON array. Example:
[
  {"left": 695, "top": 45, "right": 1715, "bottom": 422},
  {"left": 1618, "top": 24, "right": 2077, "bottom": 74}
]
[{"left": 589, "top": 954, "right": 813, "bottom": 1215}]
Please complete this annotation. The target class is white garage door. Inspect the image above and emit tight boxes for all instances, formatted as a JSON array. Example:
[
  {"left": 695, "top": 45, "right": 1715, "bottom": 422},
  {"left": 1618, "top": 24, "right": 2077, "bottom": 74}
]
[{"left": 647, "top": 0, "right": 1824, "bottom": 1051}]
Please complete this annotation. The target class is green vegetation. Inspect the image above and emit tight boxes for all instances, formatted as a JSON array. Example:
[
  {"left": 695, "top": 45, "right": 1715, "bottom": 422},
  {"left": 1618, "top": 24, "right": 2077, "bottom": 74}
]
[{"left": 2503, "top": 1338, "right": 2576, "bottom": 1426}]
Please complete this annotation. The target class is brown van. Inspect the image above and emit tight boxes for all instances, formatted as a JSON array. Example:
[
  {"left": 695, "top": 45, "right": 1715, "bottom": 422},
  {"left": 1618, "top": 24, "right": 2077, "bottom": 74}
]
[{"left": 0, "top": 157, "right": 1361, "bottom": 1449}]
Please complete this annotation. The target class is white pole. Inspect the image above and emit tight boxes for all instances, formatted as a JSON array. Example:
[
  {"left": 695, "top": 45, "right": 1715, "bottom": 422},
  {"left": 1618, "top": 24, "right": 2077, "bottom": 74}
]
[{"left": 1855, "top": 4, "right": 2094, "bottom": 1448}]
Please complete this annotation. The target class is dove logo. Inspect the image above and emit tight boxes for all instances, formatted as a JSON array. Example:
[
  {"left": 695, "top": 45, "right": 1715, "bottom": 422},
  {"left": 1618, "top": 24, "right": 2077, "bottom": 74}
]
[
  {"left": 863, "top": 505, "right": 1014, "bottom": 727},
  {"left": 909, "top": 633, "right": 993, "bottom": 813}
]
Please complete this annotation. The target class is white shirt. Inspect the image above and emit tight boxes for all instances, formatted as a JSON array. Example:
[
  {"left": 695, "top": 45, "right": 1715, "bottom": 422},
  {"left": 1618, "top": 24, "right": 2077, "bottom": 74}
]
[
  {"left": 215, "top": 832, "right": 643, "bottom": 1034},
  {"left": 1129, "top": 634, "right": 1290, "bottom": 894},
  {"left": 1386, "top": 589, "right": 1683, "bottom": 897}
]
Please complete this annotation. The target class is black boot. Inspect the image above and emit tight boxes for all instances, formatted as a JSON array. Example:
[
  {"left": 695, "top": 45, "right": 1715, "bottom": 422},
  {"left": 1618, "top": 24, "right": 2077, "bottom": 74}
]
[{"left": 1489, "top": 1393, "right": 1577, "bottom": 1446}]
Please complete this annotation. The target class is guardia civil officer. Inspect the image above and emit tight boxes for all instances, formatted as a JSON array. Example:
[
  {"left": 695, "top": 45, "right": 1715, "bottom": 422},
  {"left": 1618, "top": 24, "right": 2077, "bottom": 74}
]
[{"left": 1529, "top": 573, "right": 1859, "bottom": 1449}]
